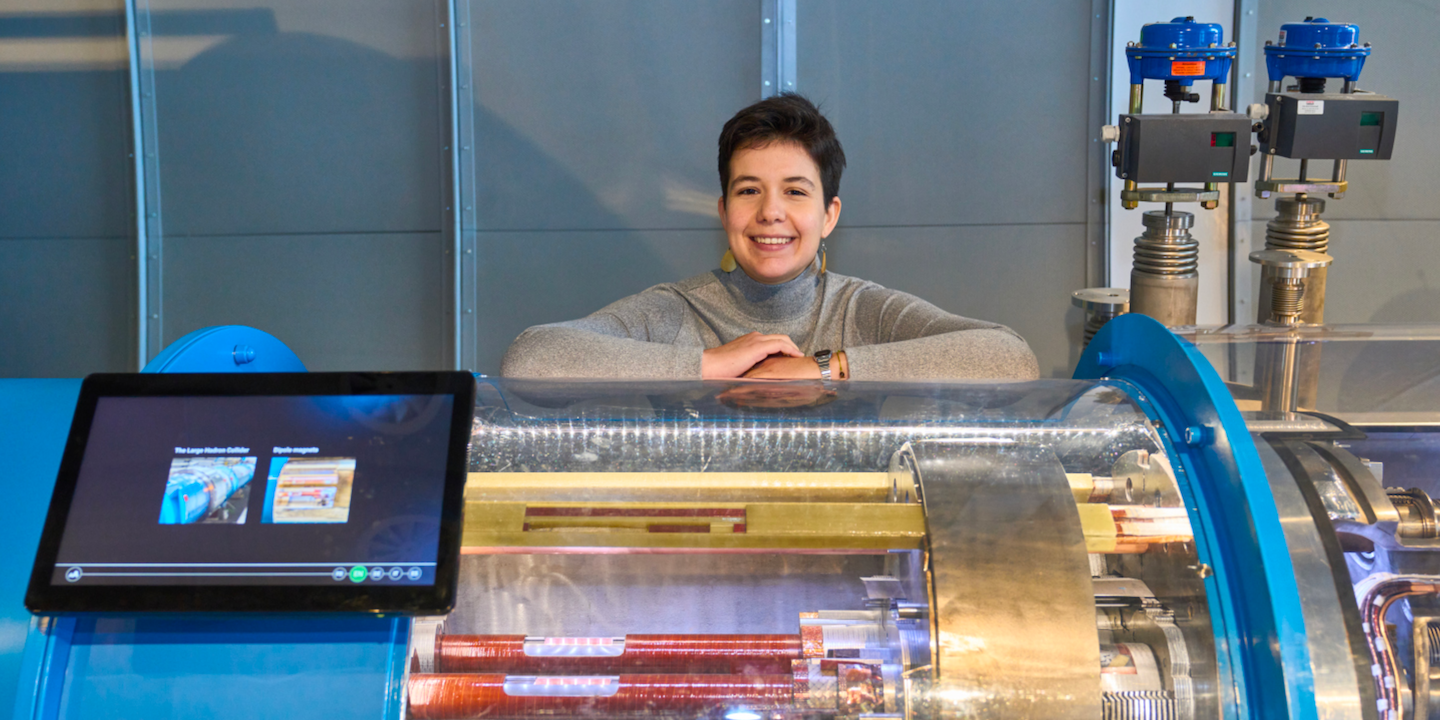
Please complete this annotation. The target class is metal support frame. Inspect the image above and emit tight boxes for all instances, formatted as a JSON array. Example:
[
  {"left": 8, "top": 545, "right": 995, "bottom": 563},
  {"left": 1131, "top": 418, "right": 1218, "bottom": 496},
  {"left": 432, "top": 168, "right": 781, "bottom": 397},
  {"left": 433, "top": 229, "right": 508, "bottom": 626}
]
[
  {"left": 1231, "top": 0, "right": 1259, "bottom": 325},
  {"left": 760, "top": 0, "right": 796, "bottom": 98},
  {"left": 125, "top": 0, "right": 163, "bottom": 368},
  {"left": 1086, "top": 0, "right": 1112, "bottom": 288},
  {"left": 445, "top": 0, "right": 480, "bottom": 371}
]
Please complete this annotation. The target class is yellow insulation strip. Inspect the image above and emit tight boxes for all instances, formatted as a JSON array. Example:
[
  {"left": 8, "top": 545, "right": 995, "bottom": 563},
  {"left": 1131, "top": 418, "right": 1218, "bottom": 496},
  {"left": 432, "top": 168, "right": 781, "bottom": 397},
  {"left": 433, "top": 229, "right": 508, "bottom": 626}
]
[{"left": 462, "top": 501, "right": 925, "bottom": 551}]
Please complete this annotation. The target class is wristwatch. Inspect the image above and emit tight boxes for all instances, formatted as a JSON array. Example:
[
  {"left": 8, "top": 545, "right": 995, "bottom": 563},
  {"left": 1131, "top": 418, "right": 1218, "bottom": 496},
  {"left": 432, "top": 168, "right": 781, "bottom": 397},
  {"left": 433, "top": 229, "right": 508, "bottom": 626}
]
[{"left": 814, "top": 349, "right": 833, "bottom": 381}]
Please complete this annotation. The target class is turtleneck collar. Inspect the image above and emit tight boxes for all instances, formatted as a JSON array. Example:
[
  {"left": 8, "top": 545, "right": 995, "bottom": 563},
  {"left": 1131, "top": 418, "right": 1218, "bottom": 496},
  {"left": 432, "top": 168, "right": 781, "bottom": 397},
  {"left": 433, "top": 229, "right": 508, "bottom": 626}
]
[{"left": 717, "top": 257, "right": 824, "bottom": 322}]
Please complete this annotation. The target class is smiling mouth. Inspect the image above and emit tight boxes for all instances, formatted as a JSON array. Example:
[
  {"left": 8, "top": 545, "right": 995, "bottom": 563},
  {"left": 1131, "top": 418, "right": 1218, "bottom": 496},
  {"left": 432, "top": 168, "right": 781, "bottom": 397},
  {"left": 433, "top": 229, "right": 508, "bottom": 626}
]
[{"left": 750, "top": 236, "right": 796, "bottom": 248}]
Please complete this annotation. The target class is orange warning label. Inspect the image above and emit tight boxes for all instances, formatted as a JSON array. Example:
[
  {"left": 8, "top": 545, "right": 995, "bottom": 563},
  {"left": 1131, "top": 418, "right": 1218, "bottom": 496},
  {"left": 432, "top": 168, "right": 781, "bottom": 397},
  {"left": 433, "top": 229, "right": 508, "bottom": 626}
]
[{"left": 1171, "top": 60, "right": 1205, "bottom": 76}]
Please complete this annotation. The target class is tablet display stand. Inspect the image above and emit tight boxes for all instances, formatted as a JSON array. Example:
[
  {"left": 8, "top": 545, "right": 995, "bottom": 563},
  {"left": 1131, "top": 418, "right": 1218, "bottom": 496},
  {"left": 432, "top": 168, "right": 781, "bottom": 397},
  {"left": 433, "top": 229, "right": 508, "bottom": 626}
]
[{"left": 15, "top": 326, "right": 409, "bottom": 720}]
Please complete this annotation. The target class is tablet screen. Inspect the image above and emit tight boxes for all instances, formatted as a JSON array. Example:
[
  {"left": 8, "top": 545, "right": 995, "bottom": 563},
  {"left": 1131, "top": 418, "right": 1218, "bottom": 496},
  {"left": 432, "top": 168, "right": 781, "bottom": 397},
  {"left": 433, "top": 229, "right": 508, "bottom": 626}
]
[{"left": 27, "top": 373, "right": 474, "bottom": 613}]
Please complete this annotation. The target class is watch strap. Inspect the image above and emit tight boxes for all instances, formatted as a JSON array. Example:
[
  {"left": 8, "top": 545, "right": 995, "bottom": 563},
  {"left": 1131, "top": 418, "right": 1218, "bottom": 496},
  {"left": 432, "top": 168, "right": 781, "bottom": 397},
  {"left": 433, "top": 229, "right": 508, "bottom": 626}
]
[{"left": 814, "top": 349, "right": 833, "bottom": 381}]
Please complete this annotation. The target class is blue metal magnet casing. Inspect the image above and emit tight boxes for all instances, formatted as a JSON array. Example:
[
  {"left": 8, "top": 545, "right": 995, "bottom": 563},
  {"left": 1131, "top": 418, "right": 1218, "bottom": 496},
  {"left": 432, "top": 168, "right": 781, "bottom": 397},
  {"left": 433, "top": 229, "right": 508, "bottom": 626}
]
[
  {"left": 141, "top": 325, "right": 306, "bottom": 374},
  {"left": 1265, "top": 18, "right": 1370, "bottom": 83},
  {"left": 1126, "top": 16, "right": 1236, "bottom": 85},
  {"left": 1075, "top": 313, "right": 1315, "bottom": 719}
]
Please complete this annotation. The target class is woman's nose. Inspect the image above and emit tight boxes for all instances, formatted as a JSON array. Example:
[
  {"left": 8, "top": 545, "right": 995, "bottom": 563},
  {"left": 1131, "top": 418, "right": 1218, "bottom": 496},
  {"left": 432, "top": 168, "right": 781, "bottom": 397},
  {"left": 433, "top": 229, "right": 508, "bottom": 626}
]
[{"left": 758, "top": 193, "right": 785, "bottom": 222}]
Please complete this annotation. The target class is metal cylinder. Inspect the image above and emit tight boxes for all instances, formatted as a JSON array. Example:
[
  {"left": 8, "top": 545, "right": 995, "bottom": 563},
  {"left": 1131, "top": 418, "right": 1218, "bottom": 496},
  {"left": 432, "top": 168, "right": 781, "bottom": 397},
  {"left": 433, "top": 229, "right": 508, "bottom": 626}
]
[
  {"left": 1130, "top": 211, "right": 1198, "bottom": 327},
  {"left": 1258, "top": 198, "right": 1330, "bottom": 324},
  {"left": 1083, "top": 311, "right": 1117, "bottom": 346},
  {"left": 1271, "top": 279, "right": 1306, "bottom": 325}
]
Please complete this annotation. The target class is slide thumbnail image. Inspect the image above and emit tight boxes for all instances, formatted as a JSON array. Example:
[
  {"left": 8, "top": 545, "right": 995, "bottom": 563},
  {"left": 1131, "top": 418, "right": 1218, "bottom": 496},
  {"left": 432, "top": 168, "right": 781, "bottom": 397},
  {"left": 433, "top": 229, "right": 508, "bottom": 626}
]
[
  {"left": 268, "top": 457, "right": 356, "bottom": 524},
  {"left": 158, "top": 456, "right": 258, "bottom": 525}
]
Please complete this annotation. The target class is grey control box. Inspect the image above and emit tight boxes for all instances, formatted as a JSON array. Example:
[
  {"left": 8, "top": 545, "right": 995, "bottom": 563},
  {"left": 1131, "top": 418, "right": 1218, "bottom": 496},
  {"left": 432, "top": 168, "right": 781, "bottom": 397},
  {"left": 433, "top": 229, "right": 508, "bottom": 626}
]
[
  {"left": 1114, "top": 113, "right": 1252, "bottom": 184},
  {"left": 1261, "top": 92, "right": 1398, "bottom": 160}
]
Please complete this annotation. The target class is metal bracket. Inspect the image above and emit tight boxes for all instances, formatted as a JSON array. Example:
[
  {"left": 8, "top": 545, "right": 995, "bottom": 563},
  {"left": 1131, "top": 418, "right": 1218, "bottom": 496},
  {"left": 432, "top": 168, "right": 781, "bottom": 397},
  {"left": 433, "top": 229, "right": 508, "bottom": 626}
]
[
  {"left": 1120, "top": 187, "right": 1221, "bottom": 204},
  {"left": 1255, "top": 179, "right": 1348, "bottom": 198},
  {"left": 446, "top": 0, "right": 479, "bottom": 371},
  {"left": 126, "top": 0, "right": 164, "bottom": 367},
  {"left": 760, "top": 0, "right": 796, "bottom": 97}
]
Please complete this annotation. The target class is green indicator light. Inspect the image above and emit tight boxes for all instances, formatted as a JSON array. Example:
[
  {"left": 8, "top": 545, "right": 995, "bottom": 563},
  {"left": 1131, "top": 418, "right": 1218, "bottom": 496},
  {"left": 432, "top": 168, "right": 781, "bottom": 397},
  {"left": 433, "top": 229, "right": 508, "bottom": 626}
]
[
  {"left": 1360, "top": 111, "right": 1382, "bottom": 126},
  {"left": 1211, "top": 132, "right": 1235, "bottom": 148},
  {"left": 1212, "top": 171, "right": 1229, "bottom": 177},
  {"left": 350, "top": 566, "right": 367, "bottom": 582},
  {"left": 1360, "top": 149, "right": 1375, "bottom": 154}
]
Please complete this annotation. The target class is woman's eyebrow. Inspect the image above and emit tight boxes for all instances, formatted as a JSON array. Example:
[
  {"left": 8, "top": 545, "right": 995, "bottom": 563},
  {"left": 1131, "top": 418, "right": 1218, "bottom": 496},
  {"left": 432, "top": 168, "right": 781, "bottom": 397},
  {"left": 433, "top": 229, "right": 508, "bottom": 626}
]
[{"left": 729, "top": 175, "right": 816, "bottom": 189}]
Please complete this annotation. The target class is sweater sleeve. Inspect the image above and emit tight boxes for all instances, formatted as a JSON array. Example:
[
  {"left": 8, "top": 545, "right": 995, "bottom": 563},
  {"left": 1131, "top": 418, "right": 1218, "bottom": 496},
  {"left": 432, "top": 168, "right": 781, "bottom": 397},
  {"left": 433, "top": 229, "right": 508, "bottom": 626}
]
[
  {"left": 840, "top": 286, "right": 1039, "bottom": 381},
  {"left": 500, "top": 288, "right": 705, "bottom": 379}
]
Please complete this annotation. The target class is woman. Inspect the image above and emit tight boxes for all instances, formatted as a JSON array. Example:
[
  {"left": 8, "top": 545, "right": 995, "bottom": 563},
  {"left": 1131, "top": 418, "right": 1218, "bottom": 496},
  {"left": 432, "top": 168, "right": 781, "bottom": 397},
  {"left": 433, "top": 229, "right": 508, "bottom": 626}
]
[{"left": 501, "top": 94, "right": 1038, "bottom": 381}]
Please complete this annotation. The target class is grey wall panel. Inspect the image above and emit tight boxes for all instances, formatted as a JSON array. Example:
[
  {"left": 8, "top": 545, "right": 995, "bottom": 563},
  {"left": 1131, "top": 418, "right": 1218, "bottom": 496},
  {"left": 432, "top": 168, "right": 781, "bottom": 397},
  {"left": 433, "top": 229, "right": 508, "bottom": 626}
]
[
  {"left": 0, "top": 4, "right": 135, "bottom": 378},
  {"left": 0, "top": 238, "right": 133, "bottom": 377},
  {"left": 163, "top": 233, "right": 446, "bottom": 371},
  {"left": 829, "top": 224, "right": 1086, "bottom": 379},
  {"left": 148, "top": 1, "right": 443, "bottom": 236},
  {"left": 797, "top": 0, "right": 1092, "bottom": 227},
  {"left": 474, "top": 229, "right": 729, "bottom": 375},
  {"left": 0, "top": 69, "right": 132, "bottom": 240},
  {"left": 468, "top": 0, "right": 759, "bottom": 232},
  {"left": 1253, "top": 1, "right": 1439, "bottom": 221}
]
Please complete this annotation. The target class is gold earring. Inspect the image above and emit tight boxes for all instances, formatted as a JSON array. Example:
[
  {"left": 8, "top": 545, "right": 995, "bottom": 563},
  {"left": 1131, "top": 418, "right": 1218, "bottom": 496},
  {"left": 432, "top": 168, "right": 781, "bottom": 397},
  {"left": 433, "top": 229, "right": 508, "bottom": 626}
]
[
  {"left": 819, "top": 242, "right": 827, "bottom": 275},
  {"left": 721, "top": 249, "right": 737, "bottom": 273}
]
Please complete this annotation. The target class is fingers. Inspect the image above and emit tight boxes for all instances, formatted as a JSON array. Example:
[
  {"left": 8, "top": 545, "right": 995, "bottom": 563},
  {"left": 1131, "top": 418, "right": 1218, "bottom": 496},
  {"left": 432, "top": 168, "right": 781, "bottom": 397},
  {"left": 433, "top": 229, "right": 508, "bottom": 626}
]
[
  {"left": 703, "top": 333, "right": 804, "bottom": 379},
  {"left": 746, "top": 333, "right": 802, "bottom": 358}
]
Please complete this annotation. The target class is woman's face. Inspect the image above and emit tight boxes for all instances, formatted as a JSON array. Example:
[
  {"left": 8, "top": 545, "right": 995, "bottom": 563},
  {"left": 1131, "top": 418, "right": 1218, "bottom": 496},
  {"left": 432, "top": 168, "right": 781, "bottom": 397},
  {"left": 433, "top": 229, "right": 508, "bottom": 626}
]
[{"left": 719, "top": 141, "right": 841, "bottom": 285}]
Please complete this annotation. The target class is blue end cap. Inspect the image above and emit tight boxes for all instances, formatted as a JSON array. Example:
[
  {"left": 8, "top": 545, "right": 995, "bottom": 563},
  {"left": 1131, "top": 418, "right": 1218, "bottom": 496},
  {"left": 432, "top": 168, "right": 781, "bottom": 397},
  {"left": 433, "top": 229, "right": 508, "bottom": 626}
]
[
  {"left": 1264, "top": 18, "right": 1371, "bottom": 83},
  {"left": 1126, "top": 16, "right": 1236, "bottom": 85},
  {"left": 1140, "top": 16, "right": 1223, "bottom": 50},
  {"left": 1076, "top": 313, "right": 1316, "bottom": 719},
  {"left": 142, "top": 326, "right": 306, "bottom": 373}
]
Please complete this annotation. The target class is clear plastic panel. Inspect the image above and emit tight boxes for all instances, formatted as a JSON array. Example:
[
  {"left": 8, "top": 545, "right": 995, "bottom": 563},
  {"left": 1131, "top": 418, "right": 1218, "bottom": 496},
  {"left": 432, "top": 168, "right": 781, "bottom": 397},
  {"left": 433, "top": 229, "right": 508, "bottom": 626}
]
[
  {"left": 1178, "top": 323, "right": 1440, "bottom": 425},
  {"left": 410, "top": 380, "right": 1219, "bottom": 720}
]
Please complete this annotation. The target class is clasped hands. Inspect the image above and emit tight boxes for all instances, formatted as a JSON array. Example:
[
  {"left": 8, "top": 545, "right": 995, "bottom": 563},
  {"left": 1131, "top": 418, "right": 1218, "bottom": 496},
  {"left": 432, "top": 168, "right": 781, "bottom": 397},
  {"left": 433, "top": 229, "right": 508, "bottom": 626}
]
[{"left": 700, "top": 332, "right": 846, "bottom": 380}]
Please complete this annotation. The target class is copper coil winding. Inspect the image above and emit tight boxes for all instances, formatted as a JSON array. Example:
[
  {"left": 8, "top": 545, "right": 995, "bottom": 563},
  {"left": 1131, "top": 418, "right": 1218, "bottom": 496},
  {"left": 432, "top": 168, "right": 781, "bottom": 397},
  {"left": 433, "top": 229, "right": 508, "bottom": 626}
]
[
  {"left": 436, "top": 635, "right": 802, "bottom": 675},
  {"left": 408, "top": 673, "right": 793, "bottom": 719}
]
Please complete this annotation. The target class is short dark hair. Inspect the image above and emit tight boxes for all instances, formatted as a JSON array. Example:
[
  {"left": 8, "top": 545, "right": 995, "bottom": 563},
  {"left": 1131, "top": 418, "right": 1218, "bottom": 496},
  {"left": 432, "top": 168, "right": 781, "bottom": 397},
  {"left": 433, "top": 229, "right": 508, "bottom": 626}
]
[{"left": 718, "top": 93, "right": 846, "bottom": 207}]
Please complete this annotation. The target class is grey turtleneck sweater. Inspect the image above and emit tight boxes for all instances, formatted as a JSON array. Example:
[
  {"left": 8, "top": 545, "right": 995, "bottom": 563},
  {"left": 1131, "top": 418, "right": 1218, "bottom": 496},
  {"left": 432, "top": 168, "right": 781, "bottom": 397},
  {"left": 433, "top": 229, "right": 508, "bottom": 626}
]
[{"left": 501, "top": 262, "right": 1039, "bottom": 381}]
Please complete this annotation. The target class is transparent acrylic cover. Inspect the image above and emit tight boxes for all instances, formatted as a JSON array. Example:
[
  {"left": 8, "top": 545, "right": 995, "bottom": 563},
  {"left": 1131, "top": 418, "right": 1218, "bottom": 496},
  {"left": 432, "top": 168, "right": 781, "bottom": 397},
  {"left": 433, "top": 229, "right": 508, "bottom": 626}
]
[
  {"left": 1177, "top": 324, "right": 1440, "bottom": 426},
  {"left": 406, "top": 379, "right": 1217, "bottom": 720}
]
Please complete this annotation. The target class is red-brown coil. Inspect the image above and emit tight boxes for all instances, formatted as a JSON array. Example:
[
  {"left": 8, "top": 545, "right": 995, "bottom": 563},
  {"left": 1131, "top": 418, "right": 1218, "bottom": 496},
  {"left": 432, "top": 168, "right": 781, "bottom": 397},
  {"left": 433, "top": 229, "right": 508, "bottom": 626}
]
[
  {"left": 407, "top": 673, "right": 793, "bottom": 719},
  {"left": 436, "top": 635, "right": 802, "bottom": 675}
]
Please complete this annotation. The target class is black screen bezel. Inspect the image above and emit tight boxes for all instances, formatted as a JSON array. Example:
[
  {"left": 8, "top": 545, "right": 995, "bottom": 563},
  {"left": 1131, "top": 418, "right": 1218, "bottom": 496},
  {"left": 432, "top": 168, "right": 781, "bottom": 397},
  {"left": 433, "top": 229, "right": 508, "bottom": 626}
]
[{"left": 25, "top": 371, "right": 475, "bottom": 615}]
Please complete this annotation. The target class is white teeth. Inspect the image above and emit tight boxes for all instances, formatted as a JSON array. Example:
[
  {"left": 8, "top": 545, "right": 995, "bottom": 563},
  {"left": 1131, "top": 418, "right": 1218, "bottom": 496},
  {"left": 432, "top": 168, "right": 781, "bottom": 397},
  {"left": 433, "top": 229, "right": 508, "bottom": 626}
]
[{"left": 753, "top": 237, "right": 793, "bottom": 245}]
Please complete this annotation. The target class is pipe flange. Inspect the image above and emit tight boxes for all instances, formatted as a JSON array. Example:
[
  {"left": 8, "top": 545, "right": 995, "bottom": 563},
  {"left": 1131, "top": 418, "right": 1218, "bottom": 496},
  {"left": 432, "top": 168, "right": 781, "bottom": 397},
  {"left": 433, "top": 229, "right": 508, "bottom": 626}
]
[
  {"left": 1248, "top": 248, "right": 1334, "bottom": 278},
  {"left": 1072, "top": 288, "right": 1131, "bottom": 313}
]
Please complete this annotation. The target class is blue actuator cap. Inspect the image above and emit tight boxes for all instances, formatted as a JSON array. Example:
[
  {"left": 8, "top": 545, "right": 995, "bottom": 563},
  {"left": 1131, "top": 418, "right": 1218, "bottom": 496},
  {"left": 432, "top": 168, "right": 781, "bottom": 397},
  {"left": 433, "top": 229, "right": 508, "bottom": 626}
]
[
  {"left": 1264, "top": 17, "right": 1371, "bottom": 83},
  {"left": 1126, "top": 16, "right": 1236, "bottom": 85}
]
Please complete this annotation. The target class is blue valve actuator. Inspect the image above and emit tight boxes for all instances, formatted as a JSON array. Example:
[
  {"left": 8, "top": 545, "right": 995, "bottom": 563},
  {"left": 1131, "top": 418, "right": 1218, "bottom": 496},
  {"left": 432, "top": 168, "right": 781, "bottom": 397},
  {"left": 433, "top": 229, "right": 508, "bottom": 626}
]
[
  {"left": 1264, "top": 18, "right": 1371, "bottom": 83},
  {"left": 1126, "top": 16, "right": 1236, "bottom": 86}
]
